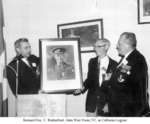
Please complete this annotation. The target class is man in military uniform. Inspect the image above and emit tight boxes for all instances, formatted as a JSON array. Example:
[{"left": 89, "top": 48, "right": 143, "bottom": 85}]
[
  {"left": 7, "top": 38, "right": 40, "bottom": 95},
  {"left": 109, "top": 32, "right": 150, "bottom": 116},
  {"left": 47, "top": 47, "right": 75, "bottom": 80}
]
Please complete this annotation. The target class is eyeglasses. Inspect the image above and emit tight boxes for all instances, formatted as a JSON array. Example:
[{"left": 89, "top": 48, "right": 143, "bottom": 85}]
[{"left": 94, "top": 44, "right": 106, "bottom": 48}]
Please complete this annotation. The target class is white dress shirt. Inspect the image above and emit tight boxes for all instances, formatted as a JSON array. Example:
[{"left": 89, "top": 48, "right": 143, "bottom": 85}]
[{"left": 98, "top": 56, "right": 109, "bottom": 86}]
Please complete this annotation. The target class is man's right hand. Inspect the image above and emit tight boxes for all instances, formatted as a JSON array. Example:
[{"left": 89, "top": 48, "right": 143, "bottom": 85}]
[{"left": 73, "top": 89, "right": 83, "bottom": 96}]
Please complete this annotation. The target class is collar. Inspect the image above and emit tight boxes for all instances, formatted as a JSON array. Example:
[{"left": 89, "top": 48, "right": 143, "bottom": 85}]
[
  {"left": 22, "top": 57, "right": 31, "bottom": 67},
  {"left": 98, "top": 56, "right": 109, "bottom": 70},
  {"left": 98, "top": 55, "right": 109, "bottom": 63}
]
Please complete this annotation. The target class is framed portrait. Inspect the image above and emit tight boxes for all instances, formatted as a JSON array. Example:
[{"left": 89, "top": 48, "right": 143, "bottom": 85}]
[
  {"left": 57, "top": 19, "right": 104, "bottom": 52},
  {"left": 39, "top": 38, "right": 83, "bottom": 93},
  {"left": 138, "top": 0, "right": 150, "bottom": 24}
]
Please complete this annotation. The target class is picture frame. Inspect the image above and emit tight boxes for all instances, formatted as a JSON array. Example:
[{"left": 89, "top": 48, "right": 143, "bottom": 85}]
[
  {"left": 39, "top": 38, "right": 83, "bottom": 93},
  {"left": 138, "top": 0, "right": 150, "bottom": 24},
  {"left": 57, "top": 19, "right": 104, "bottom": 52}
]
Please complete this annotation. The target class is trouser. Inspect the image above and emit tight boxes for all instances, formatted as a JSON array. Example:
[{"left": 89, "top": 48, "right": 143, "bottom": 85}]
[
  {"left": 86, "top": 107, "right": 98, "bottom": 117},
  {"left": 109, "top": 102, "right": 134, "bottom": 117}
]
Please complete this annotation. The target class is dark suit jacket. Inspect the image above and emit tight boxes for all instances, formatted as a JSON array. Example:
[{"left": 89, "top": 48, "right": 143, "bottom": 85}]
[
  {"left": 83, "top": 56, "right": 117, "bottom": 113},
  {"left": 6, "top": 55, "right": 40, "bottom": 95},
  {"left": 109, "top": 49, "right": 149, "bottom": 116}
]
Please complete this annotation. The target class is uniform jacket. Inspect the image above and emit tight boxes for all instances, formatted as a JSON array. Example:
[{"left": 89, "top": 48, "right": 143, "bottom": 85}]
[
  {"left": 109, "top": 49, "right": 149, "bottom": 116},
  {"left": 6, "top": 55, "right": 40, "bottom": 95}
]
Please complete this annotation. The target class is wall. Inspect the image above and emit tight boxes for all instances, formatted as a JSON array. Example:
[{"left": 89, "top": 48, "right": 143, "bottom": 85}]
[{"left": 3, "top": 0, "right": 150, "bottom": 116}]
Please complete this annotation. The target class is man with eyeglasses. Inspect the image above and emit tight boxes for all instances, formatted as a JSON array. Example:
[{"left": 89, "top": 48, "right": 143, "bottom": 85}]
[
  {"left": 6, "top": 38, "right": 40, "bottom": 95},
  {"left": 74, "top": 39, "right": 117, "bottom": 117}
]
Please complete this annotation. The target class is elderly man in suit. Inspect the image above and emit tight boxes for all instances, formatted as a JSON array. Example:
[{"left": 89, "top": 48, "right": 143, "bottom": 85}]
[
  {"left": 6, "top": 38, "right": 40, "bottom": 95},
  {"left": 74, "top": 38, "right": 117, "bottom": 117},
  {"left": 109, "top": 32, "right": 150, "bottom": 116}
]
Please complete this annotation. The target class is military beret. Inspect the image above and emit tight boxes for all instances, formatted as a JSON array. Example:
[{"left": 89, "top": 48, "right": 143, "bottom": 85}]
[{"left": 52, "top": 47, "right": 66, "bottom": 54}]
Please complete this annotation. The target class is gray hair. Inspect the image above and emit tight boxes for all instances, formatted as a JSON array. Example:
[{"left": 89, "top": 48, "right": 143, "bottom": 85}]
[
  {"left": 14, "top": 38, "right": 29, "bottom": 49},
  {"left": 96, "top": 38, "right": 111, "bottom": 47},
  {"left": 14, "top": 38, "right": 29, "bottom": 54},
  {"left": 121, "top": 32, "right": 137, "bottom": 48}
]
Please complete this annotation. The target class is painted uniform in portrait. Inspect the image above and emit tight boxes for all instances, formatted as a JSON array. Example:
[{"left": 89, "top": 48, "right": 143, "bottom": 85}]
[{"left": 47, "top": 47, "right": 75, "bottom": 80}]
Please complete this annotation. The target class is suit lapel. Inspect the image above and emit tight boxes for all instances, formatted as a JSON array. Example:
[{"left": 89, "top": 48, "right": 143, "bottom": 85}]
[
  {"left": 106, "top": 58, "right": 112, "bottom": 73},
  {"left": 95, "top": 57, "right": 99, "bottom": 74},
  {"left": 93, "top": 57, "right": 99, "bottom": 78}
]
